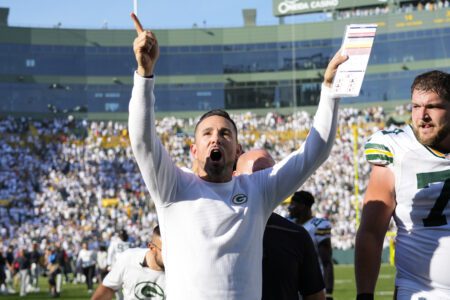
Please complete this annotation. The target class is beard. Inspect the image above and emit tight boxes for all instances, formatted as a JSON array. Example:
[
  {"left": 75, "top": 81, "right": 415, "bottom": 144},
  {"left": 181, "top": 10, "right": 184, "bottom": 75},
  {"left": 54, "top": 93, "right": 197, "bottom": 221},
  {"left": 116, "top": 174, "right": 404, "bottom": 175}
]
[
  {"left": 202, "top": 157, "right": 237, "bottom": 182},
  {"left": 413, "top": 121, "right": 450, "bottom": 149},
  {"left": 204, "top": 161, "right": 225, "bottom": 177}
]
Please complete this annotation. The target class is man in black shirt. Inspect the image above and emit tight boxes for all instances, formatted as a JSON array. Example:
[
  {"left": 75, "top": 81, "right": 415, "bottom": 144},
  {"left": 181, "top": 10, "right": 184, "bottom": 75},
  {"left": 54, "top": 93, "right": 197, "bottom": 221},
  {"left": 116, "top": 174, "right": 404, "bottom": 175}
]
[
  {"left": 0, "top": 250, "right": 6, "bottom": 293},
  {"left": 14, "top": 248, "right": 31, "bottom": 296},
  {"left": 30, "top": 242, "right": 43, "bottom": 292},
  {"left": 5, "top": 245, "right": 15, "bottom": 294},
  {"left": 234, "top": 149, "right": 325, "bottom": 300}
]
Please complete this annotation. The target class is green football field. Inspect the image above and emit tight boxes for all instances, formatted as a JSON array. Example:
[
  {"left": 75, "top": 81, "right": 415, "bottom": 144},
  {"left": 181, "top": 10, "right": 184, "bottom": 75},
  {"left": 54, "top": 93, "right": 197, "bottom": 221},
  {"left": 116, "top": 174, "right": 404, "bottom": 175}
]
[
  {"left": 333, "top": 264, "right": 395, "bottom": 300},
  {"left": 2, "top": 264, "right": 395, "bottom": 299}
]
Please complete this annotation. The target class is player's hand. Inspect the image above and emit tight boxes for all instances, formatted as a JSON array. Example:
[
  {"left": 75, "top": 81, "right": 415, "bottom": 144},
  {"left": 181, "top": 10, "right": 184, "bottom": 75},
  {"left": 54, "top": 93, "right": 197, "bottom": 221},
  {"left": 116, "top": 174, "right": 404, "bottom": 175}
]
[
  {"left": 323, "top": 49, "right": 348, "bottom": 87},
  {"left": 131, "top": 13, "right": 160, "bottom": 77}
]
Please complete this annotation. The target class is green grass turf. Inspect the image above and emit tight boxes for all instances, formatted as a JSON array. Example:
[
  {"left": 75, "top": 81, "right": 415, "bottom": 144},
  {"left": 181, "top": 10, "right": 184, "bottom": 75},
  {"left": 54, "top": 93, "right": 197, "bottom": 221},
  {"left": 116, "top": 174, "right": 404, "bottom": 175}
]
[
  {"left": 2, "top": 264, "right": 395, "bottom": 299},
  {"left": 333, "top": 264, "right": 396, "bottom": 300}
]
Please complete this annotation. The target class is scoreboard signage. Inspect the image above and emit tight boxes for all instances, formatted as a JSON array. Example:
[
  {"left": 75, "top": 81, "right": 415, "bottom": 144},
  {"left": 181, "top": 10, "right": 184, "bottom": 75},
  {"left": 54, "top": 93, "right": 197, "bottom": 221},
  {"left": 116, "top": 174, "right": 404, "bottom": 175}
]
[{"left": 273, "top": 0, "right": 389, "bottom": 16}]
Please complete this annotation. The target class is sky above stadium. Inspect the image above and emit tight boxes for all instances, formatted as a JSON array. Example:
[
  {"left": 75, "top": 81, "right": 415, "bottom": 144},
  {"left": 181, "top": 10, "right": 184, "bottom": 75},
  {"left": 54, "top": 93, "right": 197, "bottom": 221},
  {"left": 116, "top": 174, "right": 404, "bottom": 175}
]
[{"left": 0, "top": 0, "right": 291, "bottom": 30}]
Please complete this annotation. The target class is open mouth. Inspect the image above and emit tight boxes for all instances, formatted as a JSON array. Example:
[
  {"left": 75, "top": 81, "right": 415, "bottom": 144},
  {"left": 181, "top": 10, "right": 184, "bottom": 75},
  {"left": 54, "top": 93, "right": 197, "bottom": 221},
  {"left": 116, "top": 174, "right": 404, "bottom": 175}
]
[
  {"left": 210, "top": 149, "right": 223, "bottom": 162},
  {"left": 420, "top": 123, "right": 434, "bottom": 131}
]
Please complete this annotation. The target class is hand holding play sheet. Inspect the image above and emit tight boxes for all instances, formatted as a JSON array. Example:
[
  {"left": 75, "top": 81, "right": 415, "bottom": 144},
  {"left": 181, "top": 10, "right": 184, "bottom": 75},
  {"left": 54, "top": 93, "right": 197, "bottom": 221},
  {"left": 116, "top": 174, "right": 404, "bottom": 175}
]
[{"left": 332, "top": 24, "right": 377, "bottom": 97}]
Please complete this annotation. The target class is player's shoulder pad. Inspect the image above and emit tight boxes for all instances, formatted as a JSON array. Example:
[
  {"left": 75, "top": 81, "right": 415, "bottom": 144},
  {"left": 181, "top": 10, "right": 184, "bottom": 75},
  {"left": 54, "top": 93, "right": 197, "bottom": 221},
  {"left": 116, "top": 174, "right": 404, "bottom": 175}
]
[
  {"left": 364, "top": 128, "right": 404, "bottom": 166},
  {"left": 312, "top": 217, "right": 331, "bottom": 230},
  {"left": 117, "top": 247, "right": 145, "bottom": 262}
]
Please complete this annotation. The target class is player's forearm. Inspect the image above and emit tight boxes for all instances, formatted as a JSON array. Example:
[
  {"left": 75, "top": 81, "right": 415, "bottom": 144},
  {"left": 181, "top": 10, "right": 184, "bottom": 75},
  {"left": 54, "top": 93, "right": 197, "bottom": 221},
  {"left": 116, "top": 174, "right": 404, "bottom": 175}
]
[
  {"left": 319, "top": 242, "right": 334, "bottom": 293},
  {"left": 91, "top": 284, "right": 115, "bottom": 300},
  {"left": 323, "top": 262, "right": 334, "bottom": 292},
  {"left": 354, "top": 230, "right": 384, "bottom": 294}
]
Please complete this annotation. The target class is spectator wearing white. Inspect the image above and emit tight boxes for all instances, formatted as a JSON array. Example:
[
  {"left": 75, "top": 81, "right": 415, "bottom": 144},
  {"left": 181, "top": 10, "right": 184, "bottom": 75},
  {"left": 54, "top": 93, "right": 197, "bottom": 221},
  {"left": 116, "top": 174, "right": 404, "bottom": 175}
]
[
  {"left": 96, "top": 245, "right": 108, "bottom": 283},
  {"left": 77, "top": 242, "right": 96, "bottom": 294}
]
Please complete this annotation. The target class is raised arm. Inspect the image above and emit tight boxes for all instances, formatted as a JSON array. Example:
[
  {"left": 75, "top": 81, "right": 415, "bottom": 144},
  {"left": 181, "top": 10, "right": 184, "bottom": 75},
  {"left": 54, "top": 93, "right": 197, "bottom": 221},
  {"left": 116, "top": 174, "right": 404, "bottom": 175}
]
[
  {"left": 262, "top": 51, "right": 348, "bottom": 210},
  {"left": 355, "top": 164, "right": 396, "bottom": 299},
  {"left": 128, "top": 14, "right": 177, "bottom": 205}
]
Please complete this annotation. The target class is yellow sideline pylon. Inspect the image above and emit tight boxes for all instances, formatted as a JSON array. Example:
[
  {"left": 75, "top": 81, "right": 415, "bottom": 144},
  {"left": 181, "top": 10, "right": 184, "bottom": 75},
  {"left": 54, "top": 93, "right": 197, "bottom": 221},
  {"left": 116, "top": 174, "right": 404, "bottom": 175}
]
[
  {"left": 352, "top": 124, "right": 360, "bottom": 228},
  {"left": 386, "top": 231, "right": 397, "bottom": 266}
]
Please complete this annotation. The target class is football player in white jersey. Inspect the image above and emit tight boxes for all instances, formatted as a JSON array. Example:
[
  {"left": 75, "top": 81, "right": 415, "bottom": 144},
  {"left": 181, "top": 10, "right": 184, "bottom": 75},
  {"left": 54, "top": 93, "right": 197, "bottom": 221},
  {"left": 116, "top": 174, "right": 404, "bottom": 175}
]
[
  {"left": 107, "top": 229, "right": 131, "bottom": 269},
  {"left": 107, "top": 229, "right": 131, "bottom": 300},
  {"left": 289, "top": 191, "right": 334, "bottom": 300},
  {"left": 91, "top": 225, "right": 165, "bottom": 300},
  {"left": 355, "top": 70, "right": 450, "bottom": 300}
]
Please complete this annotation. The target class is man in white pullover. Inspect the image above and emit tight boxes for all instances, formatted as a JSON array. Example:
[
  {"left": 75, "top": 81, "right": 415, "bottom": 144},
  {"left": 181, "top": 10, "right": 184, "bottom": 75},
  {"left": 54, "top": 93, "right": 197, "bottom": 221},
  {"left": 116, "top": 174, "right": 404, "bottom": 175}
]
[{"left": 128, "top": 13, "right": 347, "bottom": 300}]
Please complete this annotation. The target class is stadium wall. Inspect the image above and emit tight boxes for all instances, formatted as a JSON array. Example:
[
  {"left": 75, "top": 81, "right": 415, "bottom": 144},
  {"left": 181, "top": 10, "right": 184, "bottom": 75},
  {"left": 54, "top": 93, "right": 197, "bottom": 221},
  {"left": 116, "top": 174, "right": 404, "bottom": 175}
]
[
  {"left": 0, "top": 6, "right": 449, "bottom": 115},
  {"left": 333, "top": 248, "right": 390, "bottom": 265}
]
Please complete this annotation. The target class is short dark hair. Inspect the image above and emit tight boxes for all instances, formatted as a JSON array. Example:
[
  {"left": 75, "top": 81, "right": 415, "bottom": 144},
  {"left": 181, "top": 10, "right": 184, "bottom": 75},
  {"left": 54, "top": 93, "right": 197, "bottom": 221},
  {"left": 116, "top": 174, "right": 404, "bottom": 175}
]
[
  {"left": 194, "top": 109, "right": 238, "bottom": 139},
  {"left": 153, "top": 225, "right": 160, "bottom": 237},
  {"left": 411, "top": 70, "right": 450, "bottom": 102},
  {"left": 291, "top": 190, "right": 315, "bottom": 208},
  {"left": 119, "top": 229, "right": 128, "bottom": 242}
]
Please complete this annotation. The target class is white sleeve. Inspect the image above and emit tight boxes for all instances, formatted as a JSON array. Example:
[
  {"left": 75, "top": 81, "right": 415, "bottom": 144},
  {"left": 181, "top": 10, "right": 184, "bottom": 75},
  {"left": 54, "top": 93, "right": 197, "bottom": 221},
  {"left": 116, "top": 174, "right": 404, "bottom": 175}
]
[
  {"left": 364, "top": 129, "right": 394, "bottom": 167},
  {"left": 102, "top": 253, "right": 126, "bottom": 291},
  {"left": 128, "top": 73, "right": 178, "bottom": 207},
  {"left": 261, "top": 84, "right": 339, "bottom": 212},
  {"left": 107, "top": 243, "right": 115, "bottom": 266}
]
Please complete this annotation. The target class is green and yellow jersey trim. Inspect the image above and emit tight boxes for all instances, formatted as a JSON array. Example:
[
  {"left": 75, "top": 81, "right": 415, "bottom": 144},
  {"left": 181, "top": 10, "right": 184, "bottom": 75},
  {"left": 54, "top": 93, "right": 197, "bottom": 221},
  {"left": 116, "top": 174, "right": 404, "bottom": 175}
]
[
  {"left": 423, "top": 145, "right": 448, "bottom": 159},
  {"left": 364, "top": 143, "right": 394, "bottom": 164}
]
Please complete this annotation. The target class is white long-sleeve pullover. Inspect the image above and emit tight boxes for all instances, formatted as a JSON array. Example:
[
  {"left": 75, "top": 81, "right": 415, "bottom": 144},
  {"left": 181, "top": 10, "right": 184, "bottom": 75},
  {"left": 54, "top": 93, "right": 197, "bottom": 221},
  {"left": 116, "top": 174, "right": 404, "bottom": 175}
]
[{"left": 129, "top": 73, "right": 339, "bottom": 300}]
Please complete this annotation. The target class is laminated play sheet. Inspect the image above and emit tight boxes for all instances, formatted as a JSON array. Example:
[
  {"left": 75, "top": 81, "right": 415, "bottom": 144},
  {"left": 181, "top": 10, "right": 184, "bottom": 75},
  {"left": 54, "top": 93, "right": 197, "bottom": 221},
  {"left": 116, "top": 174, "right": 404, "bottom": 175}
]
[{"left": 332, "top": 24, "right": 377, "bottom": 97}]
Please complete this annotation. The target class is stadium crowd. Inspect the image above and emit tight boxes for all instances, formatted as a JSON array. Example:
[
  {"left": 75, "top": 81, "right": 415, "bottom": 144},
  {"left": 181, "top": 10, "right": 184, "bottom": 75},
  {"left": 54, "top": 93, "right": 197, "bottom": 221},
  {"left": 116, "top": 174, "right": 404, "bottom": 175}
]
[
  {"left": 334, "top": 0, "right": 449, "bottom": 20},
  {"left": 0, "top": 104, "right": 404, "bottom": 294}
]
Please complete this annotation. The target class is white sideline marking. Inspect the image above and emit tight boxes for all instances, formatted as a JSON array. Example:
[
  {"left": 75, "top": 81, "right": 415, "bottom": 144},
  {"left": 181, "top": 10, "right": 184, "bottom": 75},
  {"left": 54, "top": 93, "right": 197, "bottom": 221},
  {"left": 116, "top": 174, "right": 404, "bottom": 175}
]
[
  {"left": 378, "top": 291, "right": 394, "bottom": 296},
  {"left": 335, "top": 279, "right": 353, "bottom": 284}
]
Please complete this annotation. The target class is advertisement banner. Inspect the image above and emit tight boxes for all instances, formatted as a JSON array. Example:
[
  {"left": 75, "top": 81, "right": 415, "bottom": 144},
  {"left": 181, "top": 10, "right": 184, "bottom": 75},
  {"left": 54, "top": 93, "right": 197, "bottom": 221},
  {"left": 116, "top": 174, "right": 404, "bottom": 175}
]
[{"left": 273, "top": 0, "right": 389, "bottom": 17}]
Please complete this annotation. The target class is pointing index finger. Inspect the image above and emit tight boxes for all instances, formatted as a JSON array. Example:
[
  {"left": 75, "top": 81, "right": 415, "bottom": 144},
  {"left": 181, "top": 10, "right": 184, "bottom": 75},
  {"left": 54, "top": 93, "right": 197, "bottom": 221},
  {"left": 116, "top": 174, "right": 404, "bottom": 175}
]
[{"left": 131, "top": 13, "right": 144, "bottom": 34}]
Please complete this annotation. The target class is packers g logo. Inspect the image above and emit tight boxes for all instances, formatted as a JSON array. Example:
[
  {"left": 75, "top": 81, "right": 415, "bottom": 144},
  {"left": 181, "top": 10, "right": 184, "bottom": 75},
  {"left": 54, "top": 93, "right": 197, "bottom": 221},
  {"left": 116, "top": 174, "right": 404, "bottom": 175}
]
[
  {"left": 232, "top": 194, "right": 248, "bottom": 205},
  {"left": 134, "top": 281, "right": 165, "bottom": 300}
]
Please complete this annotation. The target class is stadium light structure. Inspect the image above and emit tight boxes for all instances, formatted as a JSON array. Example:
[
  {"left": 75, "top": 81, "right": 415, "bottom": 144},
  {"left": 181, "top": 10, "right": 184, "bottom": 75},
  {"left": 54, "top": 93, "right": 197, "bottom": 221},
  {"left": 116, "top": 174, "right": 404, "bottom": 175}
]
[
  {"left": 48, "top": 83, "right": 65, "bottom": 89},
  {"left": 317, "top": 71, "right": 324, "bottom": 80},
  {"left": 47, "top": 104, "right": 87, "bottom": 114},
  {"left": 48, "top": 83, "right": 71, "bottom": 91},
  {"left": 113, "top": 77, "right": 123, "bottom": 85},
  {"left": 133, "top": 0, "right": 138, "bottom": 16},
  {"left": 226, "top": 77, "right": 236, "bottom": 85}
]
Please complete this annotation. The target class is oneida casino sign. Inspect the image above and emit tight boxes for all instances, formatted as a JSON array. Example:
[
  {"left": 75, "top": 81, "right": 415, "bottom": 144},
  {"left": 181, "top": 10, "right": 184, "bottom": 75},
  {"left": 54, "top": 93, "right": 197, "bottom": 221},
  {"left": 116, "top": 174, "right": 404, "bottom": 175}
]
[{"left": 273, "top": 0, "right": 388, "bottom": 16}]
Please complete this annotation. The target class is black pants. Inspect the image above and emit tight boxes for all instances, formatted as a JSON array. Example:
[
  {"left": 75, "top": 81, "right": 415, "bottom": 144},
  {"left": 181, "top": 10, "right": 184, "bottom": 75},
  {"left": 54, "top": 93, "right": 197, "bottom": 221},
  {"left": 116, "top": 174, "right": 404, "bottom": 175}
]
[
  {"left": 98, "top": 268, "right": 109, "bottom": 282},
  {"left": 82, "top": 265, "right": 95, "bottom": 290}
]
